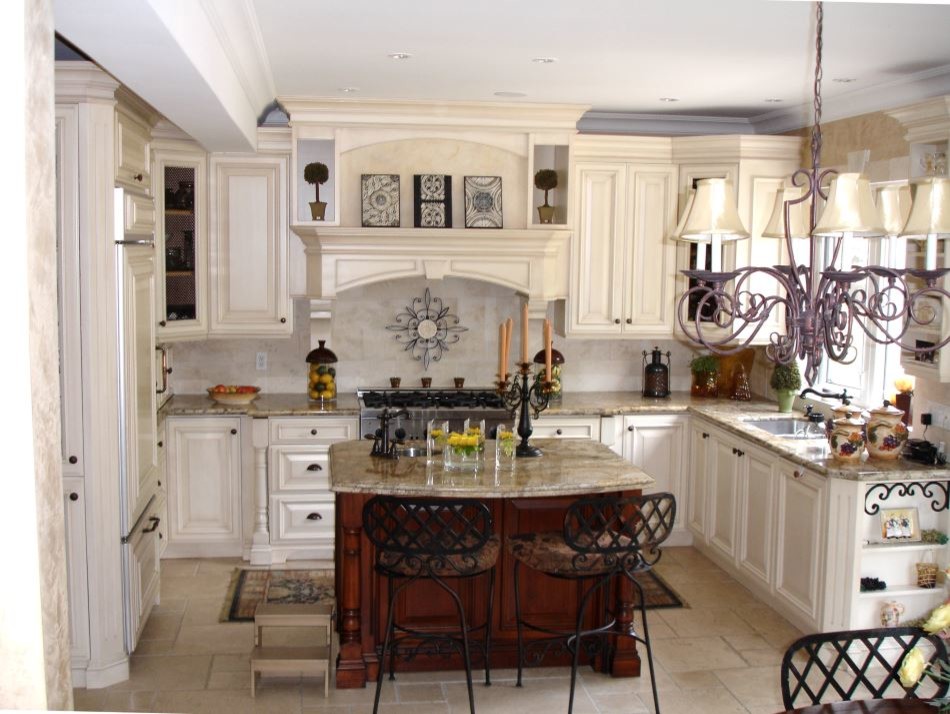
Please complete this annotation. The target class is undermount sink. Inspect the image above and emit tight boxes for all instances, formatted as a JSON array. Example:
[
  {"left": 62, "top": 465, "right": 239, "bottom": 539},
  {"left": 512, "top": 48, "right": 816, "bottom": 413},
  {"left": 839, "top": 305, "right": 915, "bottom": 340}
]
[{"left": 743, "top": 417, "right": 827, "bottom": 440}]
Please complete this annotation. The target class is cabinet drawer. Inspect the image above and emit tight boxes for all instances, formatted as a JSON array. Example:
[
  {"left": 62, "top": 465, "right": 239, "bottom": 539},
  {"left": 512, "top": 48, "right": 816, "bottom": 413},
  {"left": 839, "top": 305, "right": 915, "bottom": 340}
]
[
  {"left": 532, "top": 417, "right": 601, "bottom": 440},
  {"left": 270, "top": 495, "right": 335, "bottom": 545},
  {"left": 124, "top": 192, "right": 155, "bottom": 235},
  {"left": 270, "top": 446, "right": 329, "bottom": 492},
  {"left": 269, "top": 417, "right": 356, "bottom": 445}
]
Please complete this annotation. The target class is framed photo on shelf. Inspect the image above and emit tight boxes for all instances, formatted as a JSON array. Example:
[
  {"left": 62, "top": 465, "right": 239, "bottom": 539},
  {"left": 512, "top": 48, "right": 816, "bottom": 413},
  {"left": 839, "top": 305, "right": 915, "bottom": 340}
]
[{"left": 880, "top": 507, "right": 921, "bottom": 542}]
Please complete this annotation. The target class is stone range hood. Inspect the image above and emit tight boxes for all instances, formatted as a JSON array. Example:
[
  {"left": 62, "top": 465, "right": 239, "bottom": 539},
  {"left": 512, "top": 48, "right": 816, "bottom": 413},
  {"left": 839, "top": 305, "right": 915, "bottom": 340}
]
[{"left": 293, "top": 225, "right": 571, "bottom": 343}]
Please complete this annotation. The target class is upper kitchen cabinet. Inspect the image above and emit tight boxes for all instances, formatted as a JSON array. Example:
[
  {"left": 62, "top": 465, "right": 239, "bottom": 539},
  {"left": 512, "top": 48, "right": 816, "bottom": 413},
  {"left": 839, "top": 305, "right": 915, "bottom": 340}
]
[
  {"left": 114, "top": 87, "right": 157, "bottom": 196},
  {"left": 887, "top": 99, "right": 950, "bottom": 382},
  {"left": 153, "top": 143, "right": 208, "bottom": 341},
  {"left": 209, "top": 155, "right": 292, "bottom": 336},
  {"left": 671, "top": 136, "right": 802, "bottom": 345},
  {"left": 566, "top": 136, "right": 677, "bottom": 338}
]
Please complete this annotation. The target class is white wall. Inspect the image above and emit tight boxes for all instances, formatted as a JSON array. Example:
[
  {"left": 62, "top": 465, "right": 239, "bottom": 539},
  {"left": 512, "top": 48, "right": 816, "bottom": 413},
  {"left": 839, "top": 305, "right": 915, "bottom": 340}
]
[{"left": 169, "top": 277, "right": 700, "bottom": 395}]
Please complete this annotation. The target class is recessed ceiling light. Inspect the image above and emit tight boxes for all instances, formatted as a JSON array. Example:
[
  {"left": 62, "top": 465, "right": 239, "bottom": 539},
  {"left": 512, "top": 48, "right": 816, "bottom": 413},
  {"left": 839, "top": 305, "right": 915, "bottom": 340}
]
[
  {"left": 833, "top": 77, "right": 857, "bottom": 83},
  {"left": 494, "top": 91, "right": 527, "bottom": 98},
  {"left": 388, "top": 52, "right": 412, "bottom": 60},
  {"left": 659, "top": 97, "right": 679, "bottom": 102},
  {"left": 764, "top": 98, "right": 783, "bottom": 103},
  {"left": 339, "top": 87, "right": 359, "bottom": 93},
  {"left": 532, "top": 57, "right": 557, "bottom": 64}
]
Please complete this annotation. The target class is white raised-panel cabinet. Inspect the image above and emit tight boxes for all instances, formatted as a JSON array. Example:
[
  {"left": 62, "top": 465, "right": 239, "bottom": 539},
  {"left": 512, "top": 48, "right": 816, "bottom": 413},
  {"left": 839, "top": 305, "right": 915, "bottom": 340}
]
[
  {"left": 166, "top": 417, "right": 243, "bottom": 557},
  {"left": 707, "top": 429, "right": 741, "bottom": 562},
  {"left": 737, "top": 444, "right": 776, "bottom": 591},
  {"left": 114, "top": 96, "right": 152, "bottom": 195},
  {"left": 63, "top": 478, "right": 89, "bottom": 667},
  {"left": 568, "top": 161, "right": 677, "bottom": 338},
  {"left": 621, "top": 414, "right": 689, "bottom": 544},
  {"left": 125, "top": 497, "right": 161, "bottom": 651},
  {"left": 774, "top": 460, "right": 826, "bottom": 626},
  {"left": 686, "top": 420, "right": 711, "bottom": 542},
  {"left": 209, "top": 156, "right": 292, "bottom": 337}
]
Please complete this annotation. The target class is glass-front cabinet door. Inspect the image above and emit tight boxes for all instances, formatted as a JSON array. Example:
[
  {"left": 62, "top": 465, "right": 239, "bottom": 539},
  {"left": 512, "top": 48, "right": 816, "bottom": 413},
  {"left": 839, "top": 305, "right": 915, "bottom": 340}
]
[{"left": 155, "top": 150, "right": 207, "bottom": 340}]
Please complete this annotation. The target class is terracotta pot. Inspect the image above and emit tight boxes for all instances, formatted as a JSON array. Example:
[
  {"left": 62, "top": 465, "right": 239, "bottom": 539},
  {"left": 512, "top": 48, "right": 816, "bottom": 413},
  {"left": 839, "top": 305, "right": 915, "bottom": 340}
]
[
  {"left": 309, "top": 201, "right": 327, "bottom": 221},
  {"left": 866, "top": 401, "right": 909, "bottom": 460},
  {"left": 827, "top": 412, "right": 866, "bottom": 462}
]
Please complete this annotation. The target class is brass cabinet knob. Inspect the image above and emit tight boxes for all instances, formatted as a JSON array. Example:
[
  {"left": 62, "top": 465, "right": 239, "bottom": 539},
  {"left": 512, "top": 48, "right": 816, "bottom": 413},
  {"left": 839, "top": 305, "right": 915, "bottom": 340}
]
[
  {"left": 230, "top": 428, "right": 237, "bottom": 435},
  {"left": 614, "top": 318, "right": 621, "bottom": 324},
  {"left": 280, "top": 317, "right": 287, "bottom": 324},
  {"left": 625, "top": 318, "right": 632, "bottom": 324},
  {"left": 311, "top": 429, "right": 318, "bottom": 435},
  {"left": 68, "top": 455, "right": 78, "bottom": 464},
  {"left": 69, "top": 492, "right": 79, "bottom": 502}
]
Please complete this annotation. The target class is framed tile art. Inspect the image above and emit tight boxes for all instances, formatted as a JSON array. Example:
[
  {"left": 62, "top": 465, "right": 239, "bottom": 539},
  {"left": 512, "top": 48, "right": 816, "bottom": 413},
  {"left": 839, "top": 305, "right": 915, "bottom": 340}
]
[
  {"left": 464, "top": 176, "right": 502, "bottom": 229},
  {"left": 361, "top": 174, "right": 400, "bottom": 227},
  {"left": 413, "top": 174, "right": 452, "bottom": 228}
]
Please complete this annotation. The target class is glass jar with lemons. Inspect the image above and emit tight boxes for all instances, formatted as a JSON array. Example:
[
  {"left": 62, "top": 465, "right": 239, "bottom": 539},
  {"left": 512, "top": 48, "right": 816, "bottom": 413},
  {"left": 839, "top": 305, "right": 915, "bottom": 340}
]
[{"left": 305, "top": 340, "right": 338, "bottom": 403}]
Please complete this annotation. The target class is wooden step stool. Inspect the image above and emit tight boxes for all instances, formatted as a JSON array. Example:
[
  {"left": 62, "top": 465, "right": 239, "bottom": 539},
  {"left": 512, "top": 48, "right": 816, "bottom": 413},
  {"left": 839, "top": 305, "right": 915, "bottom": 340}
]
[{"left": 251, "top": 602, "right": 335, "bottom": 697}]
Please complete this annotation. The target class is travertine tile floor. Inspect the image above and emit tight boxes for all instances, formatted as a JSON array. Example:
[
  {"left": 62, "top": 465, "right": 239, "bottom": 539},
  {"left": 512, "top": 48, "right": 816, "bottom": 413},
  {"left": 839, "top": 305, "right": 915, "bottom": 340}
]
[{"left": 73, "top": 548, "right": 799, "bottom": 714}]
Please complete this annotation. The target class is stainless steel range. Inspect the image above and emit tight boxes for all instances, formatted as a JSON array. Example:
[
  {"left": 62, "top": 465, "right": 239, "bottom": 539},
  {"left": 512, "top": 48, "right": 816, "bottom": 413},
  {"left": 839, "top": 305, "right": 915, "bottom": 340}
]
[{"left": 357, "top": 387, "right": 511, "bottom": 441}]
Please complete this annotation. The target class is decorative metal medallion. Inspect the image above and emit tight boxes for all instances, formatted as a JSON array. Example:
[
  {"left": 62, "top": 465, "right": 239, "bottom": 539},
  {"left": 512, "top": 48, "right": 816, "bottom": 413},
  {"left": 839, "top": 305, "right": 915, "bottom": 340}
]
[
  {"left": 413, "top": 174, "right": 452, "bottom": 228},
  {"left": 386, "top": 288, "right": 468, "bottom": 369}
]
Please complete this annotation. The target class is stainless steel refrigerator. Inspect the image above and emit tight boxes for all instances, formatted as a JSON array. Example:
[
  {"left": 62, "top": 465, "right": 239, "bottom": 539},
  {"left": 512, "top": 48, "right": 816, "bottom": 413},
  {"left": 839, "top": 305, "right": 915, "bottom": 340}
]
[{"left": 114, "top": 187, "right": 162, "bottom": 653}]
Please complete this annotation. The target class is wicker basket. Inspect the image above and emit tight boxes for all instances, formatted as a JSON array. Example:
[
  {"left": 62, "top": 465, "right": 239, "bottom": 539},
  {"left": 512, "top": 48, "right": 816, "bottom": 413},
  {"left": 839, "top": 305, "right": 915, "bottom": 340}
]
[{"left": 917, "top": 560, "right": 939, "bottom": 589}]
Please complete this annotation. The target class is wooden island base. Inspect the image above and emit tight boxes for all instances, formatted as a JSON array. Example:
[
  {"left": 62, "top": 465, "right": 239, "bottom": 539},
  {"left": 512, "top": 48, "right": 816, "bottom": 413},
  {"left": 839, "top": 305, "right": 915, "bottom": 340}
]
[{"left": 333, "top": 491, "right": 643, "bottom": 688}]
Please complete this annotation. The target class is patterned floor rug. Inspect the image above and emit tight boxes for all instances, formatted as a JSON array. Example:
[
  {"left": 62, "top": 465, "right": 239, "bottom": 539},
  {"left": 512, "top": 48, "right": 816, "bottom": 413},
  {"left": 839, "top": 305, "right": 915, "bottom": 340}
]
[
  {"left": 220, "top": 569, "right": 336, "bottom": 622},
  {"left": 639, "top": 570, "right": 687, "bottom": 610}
]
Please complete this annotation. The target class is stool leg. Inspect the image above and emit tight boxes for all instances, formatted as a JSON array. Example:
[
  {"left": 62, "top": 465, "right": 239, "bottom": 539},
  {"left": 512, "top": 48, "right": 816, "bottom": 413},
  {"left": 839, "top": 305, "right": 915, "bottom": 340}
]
[
  {"left": 431, "top": 573, "right": 476, "bottom": 714},
  {"left": 514, "top": 560, "right": 524, "bottom": 688},
  {"left": 630, "top": 573, "right": 660, "bottom": 714},
  {"left": 375, "top": 575, "right": 408, "bottom": 714},
  {"left": 484, "top": 566, "right": 495, "bottom": 687},
  {"left": 568, "top": 574, "right": 612, "bottom": 714}
]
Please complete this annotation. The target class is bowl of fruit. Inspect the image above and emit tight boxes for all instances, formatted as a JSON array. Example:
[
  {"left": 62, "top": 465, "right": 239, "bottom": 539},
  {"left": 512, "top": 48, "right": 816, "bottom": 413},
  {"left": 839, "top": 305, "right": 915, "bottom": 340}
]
[{"left": 206, "top": 384, "right": 261, "bottom": 405}]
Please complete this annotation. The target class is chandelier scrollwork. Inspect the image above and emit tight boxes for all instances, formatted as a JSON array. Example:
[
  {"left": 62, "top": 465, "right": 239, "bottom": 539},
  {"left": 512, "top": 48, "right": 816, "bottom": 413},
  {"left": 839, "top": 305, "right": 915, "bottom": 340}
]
[{"left": 675, "top": 2, "right": 950, "bottom": 385}]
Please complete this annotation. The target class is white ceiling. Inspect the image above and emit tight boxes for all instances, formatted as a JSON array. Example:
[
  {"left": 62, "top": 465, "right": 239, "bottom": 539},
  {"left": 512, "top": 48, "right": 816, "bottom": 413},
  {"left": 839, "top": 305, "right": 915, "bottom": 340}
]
[{"left": 54, "top": 0, "right": 950, "bottom": 150}]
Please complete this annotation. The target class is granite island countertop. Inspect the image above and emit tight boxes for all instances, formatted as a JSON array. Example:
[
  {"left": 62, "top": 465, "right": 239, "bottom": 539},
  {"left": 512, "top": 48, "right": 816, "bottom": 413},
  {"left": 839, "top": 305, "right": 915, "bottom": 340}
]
[
  {"left": 328, "top": 438, "right": 655, "bottom": 498},
  {"left": 161, "top": 390, "right": 950, "bottom": 482}
]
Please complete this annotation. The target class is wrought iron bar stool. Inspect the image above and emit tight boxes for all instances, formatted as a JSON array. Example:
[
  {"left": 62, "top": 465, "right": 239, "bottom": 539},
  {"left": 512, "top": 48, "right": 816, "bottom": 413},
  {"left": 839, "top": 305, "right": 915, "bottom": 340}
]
[
  {"left": 362, "top": 496, "right": 499, "bottom": 714},
  {"left": 507, "top": 492, "right": 676, "bottom": 714}
]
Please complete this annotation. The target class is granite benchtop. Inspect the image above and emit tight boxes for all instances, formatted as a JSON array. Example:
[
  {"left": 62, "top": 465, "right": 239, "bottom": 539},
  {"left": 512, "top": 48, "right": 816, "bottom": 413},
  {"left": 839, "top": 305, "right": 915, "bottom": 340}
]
[
  {"left": 161, "top": 391, "right": 950, "bottom": 482},
  {"left": 328, "top": 438, "right": 654, "bottom": 497}
]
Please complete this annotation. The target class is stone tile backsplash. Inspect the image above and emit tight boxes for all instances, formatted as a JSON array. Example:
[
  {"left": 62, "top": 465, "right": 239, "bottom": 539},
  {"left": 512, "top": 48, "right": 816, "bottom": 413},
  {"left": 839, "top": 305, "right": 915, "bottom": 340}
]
[{"left": 168, "top": 277, "right": 701, "bottom": 396}]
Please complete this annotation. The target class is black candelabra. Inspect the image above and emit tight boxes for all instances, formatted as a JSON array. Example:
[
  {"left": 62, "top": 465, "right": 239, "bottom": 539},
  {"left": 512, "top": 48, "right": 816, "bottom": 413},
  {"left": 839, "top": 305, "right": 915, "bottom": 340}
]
[{"left": 497, "top": 362, "right": 552, "bottom": 457}]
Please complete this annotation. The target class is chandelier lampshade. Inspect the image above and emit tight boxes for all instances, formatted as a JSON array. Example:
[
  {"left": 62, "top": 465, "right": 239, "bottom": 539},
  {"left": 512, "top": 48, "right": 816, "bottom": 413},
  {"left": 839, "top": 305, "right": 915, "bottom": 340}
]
[
  {"left": 762, "top": 187, "right": 810, "bottom": 240},
  {"left": 901, "top": 177, "right": 950, "bottom": 270},
  {"left": 876, "top": 183, "right": 912, "bottom": 236},
  {"left": 680, "top": 178, "right": 749, "bottom": 241},
  {"left": 813, "top": 173, "right": 884, "bottom": 237}
]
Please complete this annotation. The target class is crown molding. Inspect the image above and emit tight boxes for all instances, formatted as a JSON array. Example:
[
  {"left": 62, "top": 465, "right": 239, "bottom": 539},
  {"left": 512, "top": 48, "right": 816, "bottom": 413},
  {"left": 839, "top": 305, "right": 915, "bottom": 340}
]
[
  {"left": 573, "top": 134, "right": 673, "bottom": 162},
  {"left": 54, "top": 61, "right": 119, "bottom": 104},
  {"left": 578, "top": 111, "right": 754, "bottom": 136},
  {"left": 886, "top": 96, "right": 950, "bottom": 144},
  {"left": 672, "top": 135, "right": 802, "bottom": 163},
  {"left": 279, "top": 97, "right": 589, "bottom": 133}
]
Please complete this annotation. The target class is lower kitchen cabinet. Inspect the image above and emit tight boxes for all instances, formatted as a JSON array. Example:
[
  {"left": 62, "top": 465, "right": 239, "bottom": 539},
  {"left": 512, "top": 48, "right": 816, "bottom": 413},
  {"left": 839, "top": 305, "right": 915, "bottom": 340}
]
[
  {"left": 621, "top": 414, "right": 689, "bottom": 544},
  {"left": 687, "top": 420, "right": 710, "bottom": 541},
  {"left": 737, "top": 444, "right": 776, "bottom": 591},
  {"left": 774, "top": 461, "right": 825, "bottom": 625},
  {"left": 707, "top": 429, "right": 741, "bottom": 561},
  {"left": 126, "top": 497, "right": 162, "bottom": 651},
  {"left": 532, "top": 415, "right": 601, "bottom": 441},
  {"left": 165, "top": 416, "right": 243, "bottom": 557},
  {"left": 63, "top": 477, "right": 90, "bottom": 667}
]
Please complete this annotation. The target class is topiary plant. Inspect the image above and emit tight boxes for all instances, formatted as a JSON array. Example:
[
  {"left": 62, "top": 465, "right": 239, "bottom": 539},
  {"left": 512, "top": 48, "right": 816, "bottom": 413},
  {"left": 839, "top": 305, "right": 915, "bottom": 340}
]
[
  {"left": 304, "top": 162, "right": 330, "bottom": 203},
  {"left": 689, "top": 354, "right": 719, "bottom": 375},
  {"left": 770, "top": 361, "right": 802, "bottom": 391},
  {"left": 534, "top": 169, "right": 558, "bottom": 207}
]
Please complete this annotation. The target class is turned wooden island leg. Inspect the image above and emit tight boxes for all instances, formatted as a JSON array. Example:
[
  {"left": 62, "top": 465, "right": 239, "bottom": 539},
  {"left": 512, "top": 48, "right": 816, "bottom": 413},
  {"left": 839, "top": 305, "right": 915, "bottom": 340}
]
[
  {"left": 609, "top": 572, "right": 641, "bottom": 677},
  {"left": 335, "top": 493, "right": 368, "bottom": 688}
]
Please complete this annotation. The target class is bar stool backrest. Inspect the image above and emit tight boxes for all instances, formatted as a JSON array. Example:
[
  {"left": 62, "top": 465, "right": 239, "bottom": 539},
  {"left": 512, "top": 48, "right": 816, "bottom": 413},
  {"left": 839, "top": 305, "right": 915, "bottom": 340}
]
[
  {"left": 561, "top": 492, "right": 676, "bottom": 572},
  {"left": 781, "top": 626, "right": 950, "bottom": 709},
  {"left": 362, "top": 496, "right": 493, "bottom": 575}
]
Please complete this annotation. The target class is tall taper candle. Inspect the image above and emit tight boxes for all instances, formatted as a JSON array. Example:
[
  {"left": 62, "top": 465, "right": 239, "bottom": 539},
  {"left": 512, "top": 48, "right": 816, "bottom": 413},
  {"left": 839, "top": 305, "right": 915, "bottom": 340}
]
[
  {"left": 521, "top": 304, "right": 529, "bottom": 364},
  {"left": 498, "top": 323, "right": 505, "bottom": 381},
  {"left": 544, "top": 319, "right": 552, "bottom": 382}
]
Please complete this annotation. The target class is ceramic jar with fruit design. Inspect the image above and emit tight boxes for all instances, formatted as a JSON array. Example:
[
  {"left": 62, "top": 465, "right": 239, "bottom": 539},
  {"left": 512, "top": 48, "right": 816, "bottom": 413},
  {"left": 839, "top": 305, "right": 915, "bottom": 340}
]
[
  {"left": 305, "top": 340, "right": 338, "bottom": 403},
  {"left": 827, "top": 412, "right": 867, "bottom": 462},
  {"left": 866, "top": 400, "right": 909, "bottom": 460}
]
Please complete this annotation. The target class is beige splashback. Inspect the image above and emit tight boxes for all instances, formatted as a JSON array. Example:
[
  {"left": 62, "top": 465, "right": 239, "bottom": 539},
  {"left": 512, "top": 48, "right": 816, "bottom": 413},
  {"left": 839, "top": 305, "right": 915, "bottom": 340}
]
[{"left": 168, "top": 277, "right": 701, "bottom": 396}]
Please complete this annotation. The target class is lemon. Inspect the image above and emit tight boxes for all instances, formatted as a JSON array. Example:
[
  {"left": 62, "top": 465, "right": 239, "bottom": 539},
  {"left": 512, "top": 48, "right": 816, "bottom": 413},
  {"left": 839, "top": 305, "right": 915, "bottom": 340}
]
[
  {"left": 319, "top": 374, "right": 333, "bottom": 385},
  {"left": 308, "top": 388, "right": 319, "bottom": 399}
]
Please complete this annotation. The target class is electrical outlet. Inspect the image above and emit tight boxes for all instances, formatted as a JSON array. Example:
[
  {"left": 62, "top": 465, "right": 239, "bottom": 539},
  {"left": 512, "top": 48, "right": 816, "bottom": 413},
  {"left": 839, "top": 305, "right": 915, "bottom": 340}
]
[{"left": 256, "top": 352, "right": 267, "bottom": 371}]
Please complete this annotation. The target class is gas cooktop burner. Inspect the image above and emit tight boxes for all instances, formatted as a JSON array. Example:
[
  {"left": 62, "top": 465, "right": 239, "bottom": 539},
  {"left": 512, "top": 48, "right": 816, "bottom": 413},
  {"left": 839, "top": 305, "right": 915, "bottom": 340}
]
[{"left": 358, "top": 388, "right": 505, "bottom": 411}]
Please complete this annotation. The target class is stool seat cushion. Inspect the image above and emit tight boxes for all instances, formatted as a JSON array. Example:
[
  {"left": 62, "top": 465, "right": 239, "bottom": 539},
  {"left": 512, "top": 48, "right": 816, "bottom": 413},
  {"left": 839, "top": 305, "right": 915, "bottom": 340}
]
[
  {"left": 378, "top": 534, "right": 500, "bottom": 577},
  {"left": 507, "top": 531, "right": 641, "bottom": 576}
]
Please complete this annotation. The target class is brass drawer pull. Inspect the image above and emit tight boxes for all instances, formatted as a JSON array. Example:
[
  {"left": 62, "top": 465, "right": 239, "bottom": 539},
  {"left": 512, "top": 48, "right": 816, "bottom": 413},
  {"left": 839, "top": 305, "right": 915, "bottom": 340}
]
[
  {"left": 306, "top": 512, "right": 323, "bottom": 521},
  {"left": 306, "top": 464, "right": 323, "bottom": 472}
]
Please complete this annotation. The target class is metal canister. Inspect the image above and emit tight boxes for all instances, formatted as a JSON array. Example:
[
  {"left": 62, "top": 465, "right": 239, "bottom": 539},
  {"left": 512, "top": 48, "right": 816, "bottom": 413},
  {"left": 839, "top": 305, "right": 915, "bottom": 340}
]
[{"left": 642, "top": 347, "right": 671, "bottom": 398}]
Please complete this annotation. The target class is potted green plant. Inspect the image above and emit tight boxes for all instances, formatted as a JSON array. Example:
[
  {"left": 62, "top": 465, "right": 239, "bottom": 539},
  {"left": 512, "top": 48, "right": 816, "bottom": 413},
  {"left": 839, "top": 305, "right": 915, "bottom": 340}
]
[
  {"left": 304, "top": 162, "right": 330, "bottom": 220},
  {"left": 689, "top": 354, "right": 720, "bottom": 398},
  {"left": 770, "top": 361, "right": 802, "bottom": 413},
  {"left": 534, "top": 169, "right": 558, "bottom": 224}
]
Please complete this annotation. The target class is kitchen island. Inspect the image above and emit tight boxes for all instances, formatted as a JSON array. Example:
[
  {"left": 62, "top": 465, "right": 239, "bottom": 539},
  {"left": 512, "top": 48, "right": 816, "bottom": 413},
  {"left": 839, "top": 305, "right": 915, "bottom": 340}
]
[{"left": 329, "top": 437, "right": 655, "bottom": 688}]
